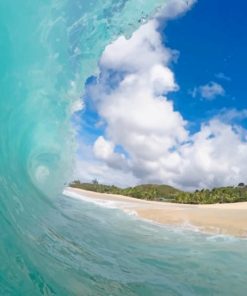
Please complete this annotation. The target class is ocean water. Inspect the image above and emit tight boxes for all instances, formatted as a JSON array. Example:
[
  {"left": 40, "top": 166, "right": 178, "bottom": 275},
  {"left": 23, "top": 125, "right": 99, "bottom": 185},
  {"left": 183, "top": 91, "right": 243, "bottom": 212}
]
[
  {"left": 0, "top": 0, "right": 247, "bottom": 295},
  {"left": 48, "top": 194, "right": 247, "bottom": 295}
]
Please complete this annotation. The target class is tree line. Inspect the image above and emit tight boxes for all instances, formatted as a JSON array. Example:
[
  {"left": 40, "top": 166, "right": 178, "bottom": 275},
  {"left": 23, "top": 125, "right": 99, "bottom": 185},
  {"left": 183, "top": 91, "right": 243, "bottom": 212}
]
[{"left": 70, "top": 180, "right": 247, "bottom": 204}]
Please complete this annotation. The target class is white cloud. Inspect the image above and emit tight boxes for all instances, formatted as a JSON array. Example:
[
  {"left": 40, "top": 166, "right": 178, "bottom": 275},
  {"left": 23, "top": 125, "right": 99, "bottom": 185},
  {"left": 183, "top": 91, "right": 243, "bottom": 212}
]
[
  {"left": 75, "top": 0, "right": 247, "bottom": 190},
  {"left": 216, "top": 108, "right": 247, "bottom": 123},
  {"left": 93, "top": 136, "right": 115, "bottom": 160},
  {"left": 91, "top": 19, "right": 188, "bottom": 167},
  {"left": 173, "top": 120, "right": 247, "bottom": 189},
  {"left": 93, "top": 136, "right": 127, "bottom": 170},
  {"left": 192, "top": 81, "right": 225, "bottom": 100},
  {"left": 158, "top": 0, "right": 197, "bottom": 19},
  {"left": 215, "top": 72, "right": 231, "bottom": 81},
  {"left": 100, "top": 21, "right": 173, "bottom": 73},
  {"left": 73, "top": 141, "right": 137, "bottom": 187},
  {"left": 74, "top": 159, "right": 138, "bottom": 188}
]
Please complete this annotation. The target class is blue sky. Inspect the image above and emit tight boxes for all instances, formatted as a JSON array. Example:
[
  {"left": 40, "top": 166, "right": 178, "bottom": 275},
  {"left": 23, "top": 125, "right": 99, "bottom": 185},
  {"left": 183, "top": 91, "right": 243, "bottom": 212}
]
[
  {"left": 74, "top": 0, "right": 247, "bottom": 190},
  {"left": 165, "top": 0, "right": 247, "bottom": 128}
]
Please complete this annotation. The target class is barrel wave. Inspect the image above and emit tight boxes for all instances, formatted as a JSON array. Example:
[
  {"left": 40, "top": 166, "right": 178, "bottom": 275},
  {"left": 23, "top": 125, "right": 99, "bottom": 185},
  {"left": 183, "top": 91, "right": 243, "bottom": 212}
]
[
  {"left": 0, "top": 0, "right": 167, "bottom": 294},
  {"left": 2, "top": 1, "right": 247, "bottom": 296}
]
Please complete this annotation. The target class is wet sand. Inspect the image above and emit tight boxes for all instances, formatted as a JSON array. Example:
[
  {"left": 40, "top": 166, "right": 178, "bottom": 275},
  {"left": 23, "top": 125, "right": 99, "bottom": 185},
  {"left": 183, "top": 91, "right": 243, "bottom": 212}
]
[{"left": 65, "top": 187, "right": 247, "bottom": 237}]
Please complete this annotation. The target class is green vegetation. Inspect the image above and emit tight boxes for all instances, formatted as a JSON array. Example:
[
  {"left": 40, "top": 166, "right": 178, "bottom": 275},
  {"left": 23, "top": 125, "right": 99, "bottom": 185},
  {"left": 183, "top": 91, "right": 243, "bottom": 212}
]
[
  {"left": 175, "top": 186, "right": 247, "bottom": 204},
  {"left": 70, "top": 180, "right": 247, "bottom": 204},
  {"left": 70, "top": 181, "right": 179, "bottom": 201}
]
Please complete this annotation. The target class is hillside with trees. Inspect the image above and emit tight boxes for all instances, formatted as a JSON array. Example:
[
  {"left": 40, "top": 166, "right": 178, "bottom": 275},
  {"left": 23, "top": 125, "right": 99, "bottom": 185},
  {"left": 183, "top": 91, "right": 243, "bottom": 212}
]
[{"left": 70, "top": 181, "right": 247, "bottom": 204}]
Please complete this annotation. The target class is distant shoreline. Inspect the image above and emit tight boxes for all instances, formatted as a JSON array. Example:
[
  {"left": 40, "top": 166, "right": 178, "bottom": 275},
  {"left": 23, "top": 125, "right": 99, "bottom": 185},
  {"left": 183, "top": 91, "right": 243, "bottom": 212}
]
[
  {"left": 69, "top": 182, "right": 247, "bottom": 204},
  {"left": 65, "top": 187, "right": 247, "bottom": 237}
]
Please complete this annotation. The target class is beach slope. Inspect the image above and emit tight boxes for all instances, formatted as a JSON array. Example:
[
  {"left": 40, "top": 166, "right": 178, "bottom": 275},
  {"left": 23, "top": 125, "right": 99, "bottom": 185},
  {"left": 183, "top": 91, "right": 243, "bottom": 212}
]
[{"left": 65, "top": 187, "right": 247, "bottom": 237}]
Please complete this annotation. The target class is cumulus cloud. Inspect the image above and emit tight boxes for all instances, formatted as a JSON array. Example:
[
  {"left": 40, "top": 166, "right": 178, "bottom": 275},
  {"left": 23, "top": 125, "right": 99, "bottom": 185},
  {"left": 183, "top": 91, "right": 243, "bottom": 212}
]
[
  {"left": 216, "top": 108, "right": 247, "bottom": 123},
  {"left": 158, "top": 0, "right": 197, "bottom": 19},
  {"left": 93, "top": 136, "right": 127, "bottom": 170},
  {"left": 73, "top": 140, "right": 137, "bottom": 187},
  {"left": 76, "top": 0, "right": 247, "bottom": 190},
  {"left": 192, "top": 81, "right": 225, "bottom": 100},
  {"left": 88, "top": 19, "right": 188, "bottom": 180},
  {"left": 74, "top": 159, "right": 138, "bottom": 188},
  {"left": 173, "top": 120, "right": 247, "bottom": 189}
]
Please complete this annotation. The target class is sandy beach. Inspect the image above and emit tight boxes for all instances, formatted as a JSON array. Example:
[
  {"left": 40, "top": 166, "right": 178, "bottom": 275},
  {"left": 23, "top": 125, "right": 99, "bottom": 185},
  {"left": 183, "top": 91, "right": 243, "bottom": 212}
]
[{"left": 65, "top": 187, "right": 247, "bottom": 237}]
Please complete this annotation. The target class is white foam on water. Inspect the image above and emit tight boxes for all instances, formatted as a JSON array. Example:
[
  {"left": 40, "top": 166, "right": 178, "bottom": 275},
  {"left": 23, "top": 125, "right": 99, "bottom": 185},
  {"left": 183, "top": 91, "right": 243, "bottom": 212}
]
[
  {"left": 63, "top": 189, "right": 124, "bottom": 209},
  {"left": 64, "top": 189, "right": 247, "bottom": 241}
]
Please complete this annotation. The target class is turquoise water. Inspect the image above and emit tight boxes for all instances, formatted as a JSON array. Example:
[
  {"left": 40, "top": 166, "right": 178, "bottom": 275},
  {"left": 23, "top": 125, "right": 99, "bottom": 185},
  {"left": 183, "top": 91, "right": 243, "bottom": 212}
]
[
  {"left": 47, "top": 195, "right": 247, "bottom": 295},
  {"left": 1, "top": 0, "right": 247, "bottom": 295}
]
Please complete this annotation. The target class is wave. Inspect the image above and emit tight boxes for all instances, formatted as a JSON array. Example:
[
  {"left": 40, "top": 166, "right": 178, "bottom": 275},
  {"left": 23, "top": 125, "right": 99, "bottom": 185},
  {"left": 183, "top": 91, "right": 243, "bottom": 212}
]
[
  {"left": 0, "top": 0, "right": 168, "bottom": 294},
  {"left": 63, "top": 189, "right": 123, "bottom": 209}
]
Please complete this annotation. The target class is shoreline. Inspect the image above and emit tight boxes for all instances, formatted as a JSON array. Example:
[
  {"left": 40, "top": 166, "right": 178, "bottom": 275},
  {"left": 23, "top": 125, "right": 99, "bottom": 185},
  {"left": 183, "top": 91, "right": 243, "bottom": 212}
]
[{"left": 65, "top": 187, "right": 247, "bottom": 237}]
